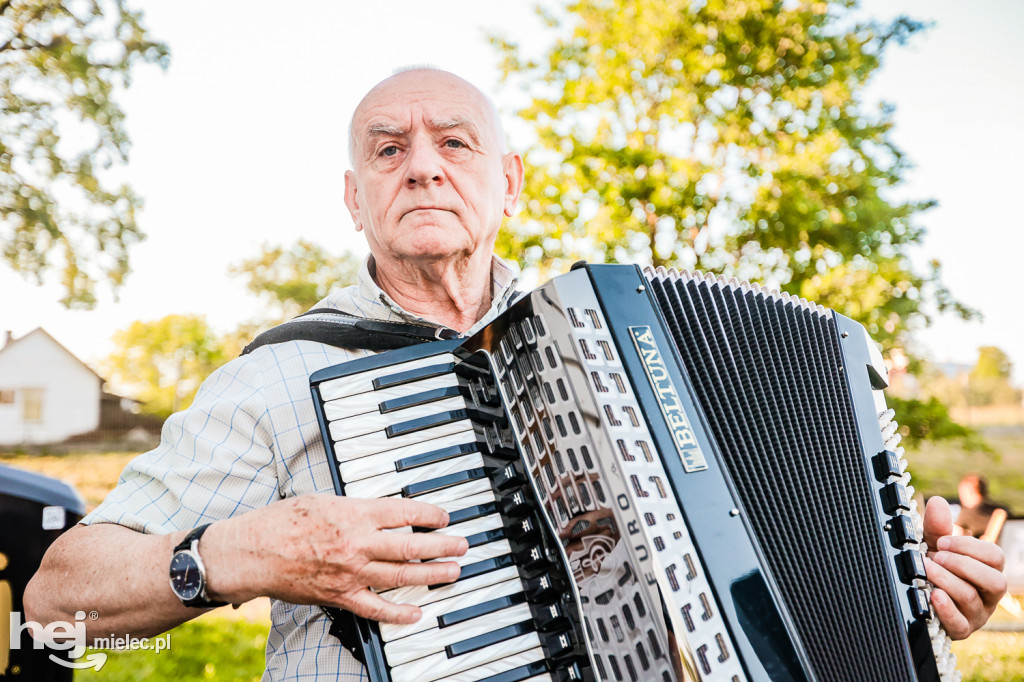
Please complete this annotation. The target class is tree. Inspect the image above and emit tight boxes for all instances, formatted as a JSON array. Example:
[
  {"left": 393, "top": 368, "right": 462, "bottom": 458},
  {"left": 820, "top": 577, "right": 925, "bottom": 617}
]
[
  {"left": 967, "top": 346, "right": 1020, "bottom": 406},
  {"left": 492, "top": 0, "right": 973, "bottom": 351},
  {"left": 103, "top": 314, "right": 227, "bottom": 418},
  {"left": 1, "top": 0, "right": 168, "bottom": 308},
  {"left": 229, "top": 240, "right": 363, "bottom": 321}
]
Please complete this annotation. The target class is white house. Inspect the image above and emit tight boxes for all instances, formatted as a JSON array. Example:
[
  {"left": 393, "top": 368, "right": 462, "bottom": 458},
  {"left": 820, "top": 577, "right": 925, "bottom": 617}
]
[{"left": 0, "top": 328, "right": 103, "bottom": 445}]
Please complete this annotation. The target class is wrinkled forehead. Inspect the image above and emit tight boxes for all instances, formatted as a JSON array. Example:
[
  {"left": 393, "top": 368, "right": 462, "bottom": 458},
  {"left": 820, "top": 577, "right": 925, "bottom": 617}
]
[{"left": 349, "top": 71, "right": 505, "bottom": 160}]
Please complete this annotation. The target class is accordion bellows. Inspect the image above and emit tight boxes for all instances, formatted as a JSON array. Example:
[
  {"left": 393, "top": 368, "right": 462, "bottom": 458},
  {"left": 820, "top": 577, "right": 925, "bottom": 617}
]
[{"left": 310, "top": 263, "right": 957, "bottom": 682}]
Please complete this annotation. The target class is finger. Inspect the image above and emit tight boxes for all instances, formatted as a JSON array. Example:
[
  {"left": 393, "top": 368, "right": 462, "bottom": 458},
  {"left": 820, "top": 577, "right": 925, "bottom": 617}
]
[
  {"left": 363, "top": 559, "right": 462, "bottom": 590},
  {"left": 929, "top": 551, "right": 1007, "bottom": 607},
  {"left": 923, "top": 496, "right": 953, "bottom": 551},
  {"left": 371, "top": 531, "right": 469, "bottom": 562},
  {"left": 367, "top": 498, "right": 450, "bottom": 530},
  {"left": 934, "top": 535, "right": 1006, "bottom": 571},
  {"left": 930, "top": 587, "right": 971, "bottom": 640},
  {"left": 344, "top": 588, "right": 423, "bottom": 625}
]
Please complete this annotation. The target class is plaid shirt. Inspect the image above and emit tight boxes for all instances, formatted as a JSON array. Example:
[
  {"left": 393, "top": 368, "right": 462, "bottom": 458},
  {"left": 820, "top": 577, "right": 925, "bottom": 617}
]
[{"left": 83, "top": 255, "right": 520, "bottom": 681}]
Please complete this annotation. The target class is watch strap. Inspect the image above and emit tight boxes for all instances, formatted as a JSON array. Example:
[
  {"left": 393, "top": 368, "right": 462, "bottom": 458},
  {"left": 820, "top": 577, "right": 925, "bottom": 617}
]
[{"left": 173, "top": 523, "right": 227, "bottom": 608}]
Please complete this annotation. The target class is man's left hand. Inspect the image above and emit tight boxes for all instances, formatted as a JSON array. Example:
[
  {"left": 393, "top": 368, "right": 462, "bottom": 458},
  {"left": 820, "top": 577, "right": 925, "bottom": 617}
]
[{"left": 923, "top": 496, "right": 1007, "bottom": 639}]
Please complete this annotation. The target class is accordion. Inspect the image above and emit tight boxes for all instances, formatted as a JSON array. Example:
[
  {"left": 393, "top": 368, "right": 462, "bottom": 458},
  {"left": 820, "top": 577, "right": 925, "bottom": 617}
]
[{"left": 310, "top": 263, "right": 958, "bottom": 682}]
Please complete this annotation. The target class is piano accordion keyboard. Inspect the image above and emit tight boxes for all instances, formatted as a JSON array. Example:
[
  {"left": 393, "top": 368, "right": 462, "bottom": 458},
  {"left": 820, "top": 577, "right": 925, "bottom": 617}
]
[{"left": 314, "top": 348, "right": 581, "bottom": 682}]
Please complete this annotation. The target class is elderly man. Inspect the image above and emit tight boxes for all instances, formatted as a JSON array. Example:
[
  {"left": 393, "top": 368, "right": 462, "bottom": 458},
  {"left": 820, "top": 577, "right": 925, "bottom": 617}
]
[{"left": 25, "top": 68, "right": 1006, "bottom": 679}]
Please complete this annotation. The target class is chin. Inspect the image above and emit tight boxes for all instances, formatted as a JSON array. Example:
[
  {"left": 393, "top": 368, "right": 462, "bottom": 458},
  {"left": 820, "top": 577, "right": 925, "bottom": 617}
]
[{"left": 396, "top": 230, "right": 470, "bottom": 261}]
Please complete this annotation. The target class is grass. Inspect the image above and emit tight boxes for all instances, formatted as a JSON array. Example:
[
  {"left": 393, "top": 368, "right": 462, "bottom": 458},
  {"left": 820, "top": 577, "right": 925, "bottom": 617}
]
[
  {"left": 5, "top": 437, "right": 1024, "bottom": 681},
  {"left": 954, "top": 632, "right": 1024, "bottom": 682},
  {"left": 905, "top": 431, "right": 1024, "bottom": 514},
  {"left": 74, "top": 614, "right": 270, "bottom": 681}
]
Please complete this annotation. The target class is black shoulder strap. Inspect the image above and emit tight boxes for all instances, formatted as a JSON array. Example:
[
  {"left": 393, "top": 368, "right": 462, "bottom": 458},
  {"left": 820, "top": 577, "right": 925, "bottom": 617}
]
[{"left": 240, "top": 308, "right": 460, "bottom": 356}]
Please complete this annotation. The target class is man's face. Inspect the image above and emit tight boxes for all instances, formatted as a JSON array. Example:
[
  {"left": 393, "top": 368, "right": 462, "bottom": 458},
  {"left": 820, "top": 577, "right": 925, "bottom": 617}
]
[{"left": 344, "top": 71, "right": 523, "bottom": 267}]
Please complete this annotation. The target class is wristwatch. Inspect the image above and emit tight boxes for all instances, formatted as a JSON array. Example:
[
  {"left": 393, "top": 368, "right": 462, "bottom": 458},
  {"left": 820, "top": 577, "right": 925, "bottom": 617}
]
[{"left": 169, "top": 523, "right": 227, "bottom": 608}]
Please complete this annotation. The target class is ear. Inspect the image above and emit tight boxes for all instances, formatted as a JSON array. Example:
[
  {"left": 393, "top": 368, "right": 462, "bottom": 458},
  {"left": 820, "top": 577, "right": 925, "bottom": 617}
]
[
  {"left": 501, "top": 152, "right": 525, "bottom": 218},
  {"left": 344, "top": 170, "right": 363, "bottom": 232}
]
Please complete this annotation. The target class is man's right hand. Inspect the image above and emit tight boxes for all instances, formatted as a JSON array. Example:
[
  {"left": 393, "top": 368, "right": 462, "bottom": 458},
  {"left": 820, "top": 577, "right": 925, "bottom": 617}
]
[{"left": 203, "top": 494, "right": 468, "bottom": 624}]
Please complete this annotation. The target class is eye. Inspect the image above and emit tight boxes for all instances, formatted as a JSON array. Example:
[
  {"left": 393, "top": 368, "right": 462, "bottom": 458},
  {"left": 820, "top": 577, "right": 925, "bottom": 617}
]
[
  {"left": 444, "top": 138, "right": 466, "bottom": 149},
  {"left": 380, "top": 144, "right": 399, "bottom": 157}
]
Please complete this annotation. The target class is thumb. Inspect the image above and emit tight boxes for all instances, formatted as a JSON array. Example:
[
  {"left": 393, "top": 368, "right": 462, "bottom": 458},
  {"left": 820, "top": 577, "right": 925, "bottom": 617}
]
[{"left": 922, "top": 495, "right": 953, "bottom": 552}]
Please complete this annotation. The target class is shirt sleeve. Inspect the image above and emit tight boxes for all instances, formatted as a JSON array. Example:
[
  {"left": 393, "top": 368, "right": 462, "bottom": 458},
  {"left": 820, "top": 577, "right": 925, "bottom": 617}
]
[{"left": 81, "top": 352, "right": 281, "bottom": 534}]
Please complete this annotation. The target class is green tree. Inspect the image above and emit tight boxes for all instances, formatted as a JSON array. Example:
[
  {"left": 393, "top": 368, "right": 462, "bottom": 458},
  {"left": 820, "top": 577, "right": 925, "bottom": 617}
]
[
  {"left": 493, "top": 0, "right": 972, "bottom": 351},
  {"left": 103, "top": 314, "right": 227, "bottom": 418},
  {"left": 229, "top": 240, "right": 362, "bottom": 321},
  {"left": 1, "top": 0, "right": 167, "bottom": 307},
  {"left": 967, "top": 346, "right": 1020, "bottom": 406}
]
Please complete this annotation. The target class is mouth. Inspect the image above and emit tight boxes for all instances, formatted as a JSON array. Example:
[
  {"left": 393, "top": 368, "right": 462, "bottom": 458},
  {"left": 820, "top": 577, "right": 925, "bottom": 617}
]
[{"left": 404, "top": 206, "right": 454, "bottom": 216}]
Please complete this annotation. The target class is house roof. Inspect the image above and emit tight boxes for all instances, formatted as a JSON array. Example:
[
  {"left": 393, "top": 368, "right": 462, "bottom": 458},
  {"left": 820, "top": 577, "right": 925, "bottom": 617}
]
[{"left": 0, "top": 327, "right": 105, "bottom": 382}]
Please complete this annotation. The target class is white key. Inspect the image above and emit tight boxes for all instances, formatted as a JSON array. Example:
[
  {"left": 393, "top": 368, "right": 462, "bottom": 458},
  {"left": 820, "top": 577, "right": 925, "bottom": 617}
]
[
  {"left": 429, "top": 513, "right": 504, "bottom": 538},
  {"left": 343, "top": 453, "right": 484, "bottom": 498},
  {"left": 318, "top": 353, "right": 457, "bottom": 401},
  {"left": 442, "top": 647, "right": 549, "bottom": 682},
  {"left": 320, "top": 374, "right": 460, "bottom": 420},
  {"left": 411, "top": 478, "right": 493, "bottom": 508},
  {"left": 331, "top": 418, "right": 473, "bottom": 458},
  {"left": 433, "top": 489, "right": 498, "bottom": 515},
  {"left": 382, "top": 513, "right": 503, "bottom": 540},
  {"left": 336, "top": 437, "right": 480, "bottom": 482},
  {"left": 390, "top": 632, "right": 541, "bottom": 682},
  {"left": 381, "top": 557, "right": 518, "bottom": 607},
  {"left": 327, "top": 396, "right": 469, "bottom": 441},
  {"left": 379, "top": 578, "right": 523, "bottom": 641},
  {"left": 335, "top": 429, "right": 477, "bottom": 469},
  {"left": 426, "top": 539, "right": 511, "bottom": 567},
  {"left": 333, "top": 423, "right": 475, "bottom": 465},
  {"left": 384, "top": 602, "right": 533, "bottom": 665}
]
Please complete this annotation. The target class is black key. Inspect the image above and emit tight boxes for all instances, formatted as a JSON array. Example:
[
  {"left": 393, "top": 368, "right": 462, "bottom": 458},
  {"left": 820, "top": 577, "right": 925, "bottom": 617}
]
[
  {"left": 872, "top": 449, "right": 901, "bottom": 481},
  {"left": 509, "top": 515, "right": 541, "bottom": 543},
  {"left": 888, "top": 514, "right": 919, "bottom": 547},
  {"left": 465, "top": 527, "right": 506, "bottom": 549},
  {"left": 494, "top": 461, "right": 526, "bottom": 490},
  {"left": 446, "top": 501, "right": 499, "bottom": 526},
  {"left": 542, "top": 629, "right": 575, "bottom": 658},
  {"left": 412, "top": 502, "right": 498, "bottom": 533},
  {"left": 436, "top": 553, "right": 516, "bottom": 586},
  {"left": 896, "top": 549, "right": 927, "bottom": 584},
  {"left": 395, "top": 442, "right": 479, "bottom": 472},
  {"left": 478, "top": 660, "right": 548, "bottom": 682},
  {"left": 555, "top": 660, "right": 585, "bottom": 682},
  {"left": 908, "top": 587, "right": 931, "bottom": 620},
  {"left": 446, "top": 621, "right": 534, "bottom": 658},
  {"left": 525, "top": 573, "right": 560, "bottom": 603},
  {"left": 404, "top": 467, "right": 487, "bottom": 497},
  {"left": 438, "top": 592, "right": 527, "bottom": 628},
  {"left": 373, "top": 362, "right": 455, "bottom": 390},
  {"left": 501, "top": 490, "right": 532, "bottom": 518},
  {"left": 481, "top": 423, "right": 518, "bottom": 458},
  {"left": 880, "top": 482, "right": 911, "bottom": 514},
  {"left": 387, "top": 409, "right": 469, "bottom": 438},
  {"left": 380, "top": 386, "right": 462, "bottom": 413},
  {"left": 519, "top": 544, "right": 550, "bottom": 572},
  {"left": 534, "top": 601, "right": 568, "bottom": 631}
]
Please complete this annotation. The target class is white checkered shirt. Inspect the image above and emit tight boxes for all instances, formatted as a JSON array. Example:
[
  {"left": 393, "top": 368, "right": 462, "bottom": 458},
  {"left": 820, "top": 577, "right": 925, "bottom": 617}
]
[{"left": 83, "top": 255, "right": 520, "bottom": 681}]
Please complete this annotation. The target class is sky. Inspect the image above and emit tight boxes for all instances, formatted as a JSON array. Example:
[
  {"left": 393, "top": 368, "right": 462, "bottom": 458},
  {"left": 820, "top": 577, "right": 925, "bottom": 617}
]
[{"left": 2, "top": 0, "right": 1023, "bottom": 386}]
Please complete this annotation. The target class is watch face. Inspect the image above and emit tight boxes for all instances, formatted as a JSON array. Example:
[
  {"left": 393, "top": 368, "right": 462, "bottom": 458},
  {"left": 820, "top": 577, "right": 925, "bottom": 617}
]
[{"left": 170, "top": 551, "right": 203, "bottom": 601}]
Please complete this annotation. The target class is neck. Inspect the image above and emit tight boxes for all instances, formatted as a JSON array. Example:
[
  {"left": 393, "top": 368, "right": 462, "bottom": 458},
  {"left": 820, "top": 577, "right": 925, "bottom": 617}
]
[{"left": 372, "top": 252, "right": 494, "bottom": 333}]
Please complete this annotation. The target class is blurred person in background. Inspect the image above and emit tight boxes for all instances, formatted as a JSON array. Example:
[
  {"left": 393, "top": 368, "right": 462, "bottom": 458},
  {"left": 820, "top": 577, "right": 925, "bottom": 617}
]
[{"left": 955, "top": 473, "right": 1009, "bottom": 543}]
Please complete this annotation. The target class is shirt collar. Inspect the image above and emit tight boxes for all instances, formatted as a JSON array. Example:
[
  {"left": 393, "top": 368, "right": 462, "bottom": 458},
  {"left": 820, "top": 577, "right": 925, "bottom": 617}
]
[{"left": 356, "top": 254, "right": 519, "bottom": 336}]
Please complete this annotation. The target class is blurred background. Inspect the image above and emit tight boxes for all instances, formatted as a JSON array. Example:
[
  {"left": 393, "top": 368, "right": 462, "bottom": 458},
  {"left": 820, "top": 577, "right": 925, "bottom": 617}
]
[{"left": 1, "top": 0, "right": 1022, "bottom": 679}]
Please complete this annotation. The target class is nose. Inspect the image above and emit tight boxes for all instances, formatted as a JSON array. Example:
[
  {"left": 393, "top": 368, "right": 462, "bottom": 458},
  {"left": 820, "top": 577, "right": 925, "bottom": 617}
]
[{"left": 405, "top": 139, "right": 444, "bottom": 188}]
